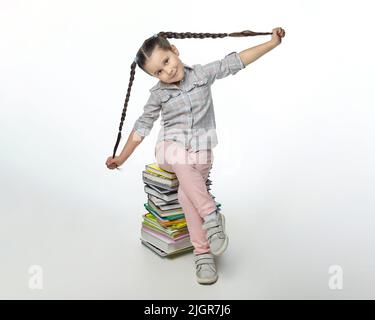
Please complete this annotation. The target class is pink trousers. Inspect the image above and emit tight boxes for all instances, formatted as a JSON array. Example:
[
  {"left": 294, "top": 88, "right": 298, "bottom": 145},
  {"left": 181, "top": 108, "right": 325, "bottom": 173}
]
[{"left": 155, "top": 140, "right": 216, "bottom": 254}]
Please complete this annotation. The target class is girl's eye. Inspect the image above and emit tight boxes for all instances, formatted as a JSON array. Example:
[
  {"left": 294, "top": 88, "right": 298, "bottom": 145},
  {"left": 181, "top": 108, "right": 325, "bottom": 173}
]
[{"left": 157, "top": 59, "right": 168, "bottom": 75}]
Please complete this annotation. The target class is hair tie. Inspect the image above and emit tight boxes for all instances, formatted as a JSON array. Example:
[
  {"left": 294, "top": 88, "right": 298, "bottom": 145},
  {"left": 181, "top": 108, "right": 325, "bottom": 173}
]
[
  {"left": 153, "top": 33, "right": 158, "bottom": 38},
  {"left": 134, "top": 56, "right": 138, "bottom": 63}
]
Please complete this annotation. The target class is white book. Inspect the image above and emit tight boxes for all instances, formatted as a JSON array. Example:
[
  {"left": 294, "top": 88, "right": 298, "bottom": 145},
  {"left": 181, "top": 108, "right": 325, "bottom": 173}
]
[
  {"left": 144, "top": 185, "right": 179, "bottom": 202},
  {"left": 148, "top": 195, "right": 181, "bottom": 210},
  {"left": 159, "top": 202, "right": 182, "bottom": 211},
  {"left": 143, "top": 177, "right": 178, "bottom": 191},
  {"left": 141, "top": 228, "right": 192, "bottom": 254},
  {"left": 140, "top": 239, "right": 193, "bottom": 257},
  {"left": 147, "top": 182, "right": 178, "bottom": 194},
  {"left": 142, "top": 171, "right": 179, "bottom": 188}
]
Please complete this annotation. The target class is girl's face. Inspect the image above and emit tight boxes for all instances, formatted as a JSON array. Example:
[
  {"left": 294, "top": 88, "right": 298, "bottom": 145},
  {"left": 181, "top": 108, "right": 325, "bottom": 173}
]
[{"left": 144, "top": 45, "right": 184, "bottom": 84}]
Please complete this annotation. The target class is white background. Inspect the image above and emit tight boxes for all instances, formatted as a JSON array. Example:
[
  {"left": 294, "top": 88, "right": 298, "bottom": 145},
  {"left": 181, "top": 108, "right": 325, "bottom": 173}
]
[{"left": 1, "top": 0, "right": 374, "bottom": 299}]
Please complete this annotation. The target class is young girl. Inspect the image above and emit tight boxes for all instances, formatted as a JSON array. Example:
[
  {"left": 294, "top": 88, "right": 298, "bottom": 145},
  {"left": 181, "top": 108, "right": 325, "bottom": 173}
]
[{"left": 106, "top": 28, "right": 285, "bottom": 285}]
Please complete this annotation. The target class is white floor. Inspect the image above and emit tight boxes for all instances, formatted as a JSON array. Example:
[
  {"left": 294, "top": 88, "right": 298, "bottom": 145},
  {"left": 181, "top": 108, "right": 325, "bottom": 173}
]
[
  {"left": 2, "top": 0, "right": 375, "bottom": 301},
  {"left": 1, "top": 161, "right": 374, "bottom": 300}
]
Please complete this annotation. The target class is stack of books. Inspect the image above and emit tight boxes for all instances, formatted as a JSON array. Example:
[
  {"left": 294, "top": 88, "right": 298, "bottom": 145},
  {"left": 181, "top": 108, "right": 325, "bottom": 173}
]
[{"left": 140, "top": 162, "right": 221, "bottom": 257}]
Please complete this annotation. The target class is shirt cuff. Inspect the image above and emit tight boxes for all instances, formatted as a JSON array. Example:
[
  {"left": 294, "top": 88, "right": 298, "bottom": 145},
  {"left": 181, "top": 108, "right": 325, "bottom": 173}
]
[
  {"left": 234, "top": 52, "right": 246, "bottom": 69},
  {"left": 133, "top": 122, "right": 149, "bottom": 137},
  {"left": 226, "top": 51, "right": 246, "bottom": 72}
]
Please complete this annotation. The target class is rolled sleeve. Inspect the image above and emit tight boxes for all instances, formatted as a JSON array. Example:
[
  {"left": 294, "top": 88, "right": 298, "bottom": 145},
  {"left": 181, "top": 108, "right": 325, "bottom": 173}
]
[
  {"left": 201, "top": 51, "right": 245, "bottom": 85},
  {"left": 133, "top": 91, "right": 161, "bottom": 137}
]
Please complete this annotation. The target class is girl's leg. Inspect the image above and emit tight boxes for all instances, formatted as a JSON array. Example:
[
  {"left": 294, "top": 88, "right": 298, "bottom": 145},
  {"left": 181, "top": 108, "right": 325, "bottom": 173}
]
[
  {"left": 178, "top": 152, "right": 214, "bottom": 255},
  {"left": 177, "top": 187, "right": 210, "bottom": 255},
  {"left": 155, "top": 141, "right": 216, "bottom": 254}
]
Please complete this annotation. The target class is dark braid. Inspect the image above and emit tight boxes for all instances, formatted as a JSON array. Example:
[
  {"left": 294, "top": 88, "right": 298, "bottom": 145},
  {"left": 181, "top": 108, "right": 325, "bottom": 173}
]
[
  {"left": 112, "top": 60, "right": 137, "bottom": 158},
  {"left": 157, "top": 30, "right": 272, "bottom": 39},
  {"left": 111, "top": 29, "right": 272, "bottom": 158}
]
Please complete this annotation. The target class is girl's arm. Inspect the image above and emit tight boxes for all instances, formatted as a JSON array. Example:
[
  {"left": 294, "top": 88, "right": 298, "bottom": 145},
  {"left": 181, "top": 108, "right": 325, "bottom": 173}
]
[
  {"left": 239, "top": 40, "right": 278, "bottom": 66},
  {"left": 239, "top": 27, "right": 285, "bottom": 66},
  {"left": 118, "top": 128, "right": 144, "bottom": 162}
]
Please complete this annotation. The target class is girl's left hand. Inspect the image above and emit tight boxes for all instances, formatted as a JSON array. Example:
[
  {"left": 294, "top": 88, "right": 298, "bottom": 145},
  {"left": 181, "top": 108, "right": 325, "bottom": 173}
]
[{"left": 271, "top": 27, "right": 285, "bottom": 46}]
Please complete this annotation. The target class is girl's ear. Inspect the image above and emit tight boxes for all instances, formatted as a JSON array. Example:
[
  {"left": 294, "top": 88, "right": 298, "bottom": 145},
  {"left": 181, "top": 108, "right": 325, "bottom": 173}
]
[{"left": 170, "top": 45, "right": 179, "bottom": 56}]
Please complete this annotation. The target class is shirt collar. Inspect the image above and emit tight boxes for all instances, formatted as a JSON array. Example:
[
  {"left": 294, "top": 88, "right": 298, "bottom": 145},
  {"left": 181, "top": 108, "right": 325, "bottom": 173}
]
[{"left": 150, "top": 63, "right": 193, "bottom": 91}]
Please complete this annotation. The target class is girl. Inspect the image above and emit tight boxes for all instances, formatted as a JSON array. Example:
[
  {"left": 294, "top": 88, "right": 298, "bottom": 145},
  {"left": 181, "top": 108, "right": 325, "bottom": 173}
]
[{"left": 106, "top": 28, "right": 286, "bottom": 285}]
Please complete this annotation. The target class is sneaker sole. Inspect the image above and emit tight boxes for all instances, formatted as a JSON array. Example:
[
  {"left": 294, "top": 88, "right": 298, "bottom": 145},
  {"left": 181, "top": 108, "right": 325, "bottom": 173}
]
[
  {"left": 197, "top": 274, "right": 218, "bottom": 285},
  {"left": 210, "top": 213, "right": 229, "bottom": 256}
]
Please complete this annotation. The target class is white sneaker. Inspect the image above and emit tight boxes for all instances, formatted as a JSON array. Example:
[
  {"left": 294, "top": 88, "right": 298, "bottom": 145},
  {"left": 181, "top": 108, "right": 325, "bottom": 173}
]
[
  {"left": 194, "top": 253, "right": 218, "bottom": 285},
  {"left": 202, "top": 213, "right": 229, "bottom": 256}
]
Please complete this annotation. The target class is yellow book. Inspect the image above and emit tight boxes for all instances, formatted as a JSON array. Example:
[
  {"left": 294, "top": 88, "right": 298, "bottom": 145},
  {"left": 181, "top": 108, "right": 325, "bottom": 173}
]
[
  {"left": 144, "top": 213, "right": 187, "bottom": 229},
  {"left": 145, "top": 163, "right": 176, "bottom": 180}
]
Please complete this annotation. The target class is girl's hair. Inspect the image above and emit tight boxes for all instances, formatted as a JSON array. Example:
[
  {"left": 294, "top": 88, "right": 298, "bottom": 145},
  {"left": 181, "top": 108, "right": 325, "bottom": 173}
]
[{"left": 111, "top": 30, "right": 272, "bottom": 159}]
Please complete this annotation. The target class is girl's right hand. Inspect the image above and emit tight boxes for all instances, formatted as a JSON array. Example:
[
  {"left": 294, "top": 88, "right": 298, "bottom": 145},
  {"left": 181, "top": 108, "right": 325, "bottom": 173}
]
[
  {"left": 106, "top": 156, "right": 125, "bottom": 170},
  {"left": 271, "top": 27, "right": 285, "bottom": 46}
]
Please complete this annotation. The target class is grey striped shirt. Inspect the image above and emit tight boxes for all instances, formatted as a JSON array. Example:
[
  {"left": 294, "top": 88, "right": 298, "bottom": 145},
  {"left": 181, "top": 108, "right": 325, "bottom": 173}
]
[{"left": 133, "top": 51, "right": 246, "bottom": 152}]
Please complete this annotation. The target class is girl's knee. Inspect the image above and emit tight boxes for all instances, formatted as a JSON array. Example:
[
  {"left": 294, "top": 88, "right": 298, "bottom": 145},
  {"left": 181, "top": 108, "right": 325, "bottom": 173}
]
[{"left": 158, "top": 162, "right": 173, "bottom": 172}]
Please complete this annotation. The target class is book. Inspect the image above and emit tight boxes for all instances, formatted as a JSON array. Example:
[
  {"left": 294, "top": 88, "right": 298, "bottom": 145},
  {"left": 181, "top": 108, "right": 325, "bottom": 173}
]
[
  {"left": 142, "top": 224, "right": 189, "bottom": 241},
  {"left": 144, "top": 203, "right": 185, "bottom": 221},
  {"left": 148, "top": 194, "right": 179, "bottom": 205},
  {"left": 140, "top": 239, "right": 193, "bottom": 257},
  {"left": 145, "top": 163, "right": 176, "bottom": 180},
  {"left": 148, "top": 195, "right": 181, "bottom": 210},
  {"left": 143, "top": 213, "right": 187, "bottom": 231},
  {"left": 142, "top": 171, "right": 179, "bottom": 188},
  {"left": 157, "top": 202, "right": 182, "bottom": 211},
  {"left": 143, "top": 176, "right": 179, "bottom": 191},
  {"left": 146, "top": 183, "right": 178, "bottom": 194},
  {"left": 147, "top": 198, "right": 184, "bottom": 216},
  {"left": 144, "top": 185, "right": 179, "bottom": 202},
  {"left": 142, "top": 217, "right": 188, "bottom": 240},
  {"left": 143, "top": 211, "right": 186, "bottom": 228},
  {"left": 141, "top": 227, "right": 193, "bottom": 254}
]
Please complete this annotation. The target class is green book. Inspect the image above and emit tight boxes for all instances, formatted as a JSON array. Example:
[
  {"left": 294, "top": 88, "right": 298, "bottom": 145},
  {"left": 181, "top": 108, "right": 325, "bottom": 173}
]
[{"left": 144, "top": 203, "right": 185, "bottom": 221}]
